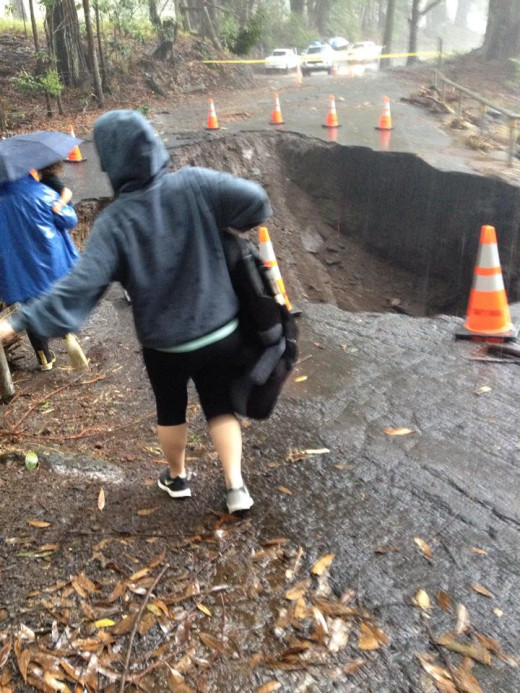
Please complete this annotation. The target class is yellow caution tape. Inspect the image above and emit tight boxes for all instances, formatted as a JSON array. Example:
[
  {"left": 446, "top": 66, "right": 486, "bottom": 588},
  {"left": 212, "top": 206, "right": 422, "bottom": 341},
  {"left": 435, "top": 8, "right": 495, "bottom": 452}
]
[{"left": 203, "top": 50, "right": 440, "bottom": 65}]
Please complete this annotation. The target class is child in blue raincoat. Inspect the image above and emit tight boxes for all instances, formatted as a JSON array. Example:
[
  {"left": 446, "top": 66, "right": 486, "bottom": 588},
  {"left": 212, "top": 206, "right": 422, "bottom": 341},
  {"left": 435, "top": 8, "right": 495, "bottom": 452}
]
[{"left": 0, "top": 173, "right": 79, "bottom": 370}]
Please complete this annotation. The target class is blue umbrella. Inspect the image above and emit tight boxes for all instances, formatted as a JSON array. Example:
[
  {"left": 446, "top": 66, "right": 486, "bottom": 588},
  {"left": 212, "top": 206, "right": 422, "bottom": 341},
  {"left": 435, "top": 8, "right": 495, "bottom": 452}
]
[{"left": 0, "top": 130, "right": 83, "bottom": 184}]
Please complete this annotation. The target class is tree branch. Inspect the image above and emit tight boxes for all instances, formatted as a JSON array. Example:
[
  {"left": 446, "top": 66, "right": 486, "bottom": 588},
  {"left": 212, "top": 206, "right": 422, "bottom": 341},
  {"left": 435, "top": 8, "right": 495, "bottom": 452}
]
[{"left": 420, "top": 0, "right": 444, "bottom": 17}]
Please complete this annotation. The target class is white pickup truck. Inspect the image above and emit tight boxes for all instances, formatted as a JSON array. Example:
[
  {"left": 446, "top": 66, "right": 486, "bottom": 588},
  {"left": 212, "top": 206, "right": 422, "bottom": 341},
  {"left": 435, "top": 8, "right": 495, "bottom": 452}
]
[{"left": 264, "top": 48, "right": 300, "bottom": 73}]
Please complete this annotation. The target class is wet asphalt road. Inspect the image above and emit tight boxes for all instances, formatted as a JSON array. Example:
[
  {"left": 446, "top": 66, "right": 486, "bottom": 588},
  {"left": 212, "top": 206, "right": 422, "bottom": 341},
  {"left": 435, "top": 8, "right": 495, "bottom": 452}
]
[
  {"left": 65, "top": 69, "right": 477, "bottom": 203},
  {"left": 59, "top": 71, "right": 520, "bottom": 689}
]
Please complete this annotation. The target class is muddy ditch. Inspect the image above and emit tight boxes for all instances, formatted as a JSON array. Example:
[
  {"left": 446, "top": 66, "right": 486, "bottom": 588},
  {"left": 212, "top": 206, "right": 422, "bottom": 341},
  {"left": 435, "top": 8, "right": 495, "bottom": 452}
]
[{"left": 76, "top": 131, "right": 520, "bottom": 318}]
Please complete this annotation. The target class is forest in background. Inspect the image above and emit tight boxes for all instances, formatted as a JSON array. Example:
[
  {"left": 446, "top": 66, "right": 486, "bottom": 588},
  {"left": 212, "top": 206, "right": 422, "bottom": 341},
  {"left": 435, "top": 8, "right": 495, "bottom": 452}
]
[{"left": 0, "top": 0, "right": 518, "bottom": 122}]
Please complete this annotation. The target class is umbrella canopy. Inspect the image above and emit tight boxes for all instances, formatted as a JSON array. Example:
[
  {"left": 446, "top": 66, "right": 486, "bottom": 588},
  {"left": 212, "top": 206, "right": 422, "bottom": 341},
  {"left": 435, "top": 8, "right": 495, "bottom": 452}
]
[{"left": 0, "top": 131, "right": 83, "bottom": 184}]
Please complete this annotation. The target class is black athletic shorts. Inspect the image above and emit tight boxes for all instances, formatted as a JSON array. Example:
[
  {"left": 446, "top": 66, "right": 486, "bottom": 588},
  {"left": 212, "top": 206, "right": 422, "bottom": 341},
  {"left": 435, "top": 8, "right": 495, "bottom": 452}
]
[{"left": 142, "top": 328, "right": 246, "bottom": 426}]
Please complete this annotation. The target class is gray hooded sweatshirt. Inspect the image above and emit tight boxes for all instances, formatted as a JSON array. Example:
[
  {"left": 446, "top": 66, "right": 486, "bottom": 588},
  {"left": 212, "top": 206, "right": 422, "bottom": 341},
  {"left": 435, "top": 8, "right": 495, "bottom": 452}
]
[{"left": 11, "top": 110, "right": 272, "bottom": 349}]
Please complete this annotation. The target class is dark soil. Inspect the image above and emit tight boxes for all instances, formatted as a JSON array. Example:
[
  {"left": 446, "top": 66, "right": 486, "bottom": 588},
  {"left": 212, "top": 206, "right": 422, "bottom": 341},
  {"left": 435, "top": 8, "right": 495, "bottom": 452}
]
[{"left": 0, "top": 32, "right": 255, "bottom": 138}]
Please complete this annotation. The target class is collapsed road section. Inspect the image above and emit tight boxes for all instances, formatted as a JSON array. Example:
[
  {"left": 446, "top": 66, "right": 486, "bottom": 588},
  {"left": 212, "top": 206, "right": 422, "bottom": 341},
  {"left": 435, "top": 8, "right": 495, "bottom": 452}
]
[{"left": 76, "top": 130, "right": 520, "bottom": 318}]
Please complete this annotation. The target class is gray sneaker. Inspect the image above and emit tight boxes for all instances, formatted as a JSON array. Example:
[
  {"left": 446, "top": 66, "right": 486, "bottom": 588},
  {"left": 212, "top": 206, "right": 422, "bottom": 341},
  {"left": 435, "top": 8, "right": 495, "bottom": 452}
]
[{"left": 226, "top": 486, "right": 254, "bottom": 514}]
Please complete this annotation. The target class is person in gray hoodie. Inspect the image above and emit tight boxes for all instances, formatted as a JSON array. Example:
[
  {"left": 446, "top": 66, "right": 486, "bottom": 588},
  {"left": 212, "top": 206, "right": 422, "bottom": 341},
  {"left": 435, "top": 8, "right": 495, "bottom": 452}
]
[{"left": 0, "top": 109, "right": 272, "bottom": 514}]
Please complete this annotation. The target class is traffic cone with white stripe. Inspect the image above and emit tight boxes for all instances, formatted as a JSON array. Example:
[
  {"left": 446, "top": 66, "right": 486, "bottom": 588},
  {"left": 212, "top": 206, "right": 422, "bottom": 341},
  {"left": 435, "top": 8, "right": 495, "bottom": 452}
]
[
  {"left": 323, "top": 94, "right": 341, "bottom": 128},
  {"left": 207, "top": 99, "right": 219, "bottom": 130},
  {"left": 375, "top": 96, "right": 393, "bottom": 131},
  {"left": 258, "top": 226, "right": 297, "bottom": 314},
  {"left": 456, "top": 225, "right": 517, "bottom": 342},
  {"left": 269, "top": 92, "right": 285, "bottom": 125},
  {"left": 66, "top": 125, "right": 85, "bottom": 162}
]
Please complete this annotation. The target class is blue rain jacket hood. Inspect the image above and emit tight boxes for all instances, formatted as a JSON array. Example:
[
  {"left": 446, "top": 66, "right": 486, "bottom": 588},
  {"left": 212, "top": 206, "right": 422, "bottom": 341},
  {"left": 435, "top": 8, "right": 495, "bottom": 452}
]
[
  {"left": 0, "top": 175, "right": 79, "bottom": 304},
  {"left": 94, "top": 109, "right": 170, "bottom": 195},
  {"left": 10, "top": 111, "right": 272, "bottom": 349}
]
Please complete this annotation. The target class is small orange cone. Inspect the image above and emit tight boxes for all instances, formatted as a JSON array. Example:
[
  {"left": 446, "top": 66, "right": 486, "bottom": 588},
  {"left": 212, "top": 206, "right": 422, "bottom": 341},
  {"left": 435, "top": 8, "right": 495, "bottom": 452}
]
[
  {"left": 375, "top": 96, "right": 393, "bottom": 131},
  {"left": 66, "top": 125, "right": 85, "bottom": 163},
  {"left": 323, "top": 94, "right": 341, "bottom": 128},
  {"left": 258, "top": 226, "right": 293, "bottom": 312},
  {"left": 331, "top": 63, "right": 338, "bottom": 77},
  {"left": 456, "top": 225, "right": 517, "bottom": 342},
  {"left": 207, "top": 99, "right": 219, "bottom": 130},
  {"left": 269, "top": 93, "right": 285, "bottom": 125}
]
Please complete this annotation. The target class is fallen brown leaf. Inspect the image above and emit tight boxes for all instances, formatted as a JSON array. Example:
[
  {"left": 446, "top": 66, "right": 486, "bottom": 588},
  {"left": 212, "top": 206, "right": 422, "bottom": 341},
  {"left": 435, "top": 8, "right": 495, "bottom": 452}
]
[
  {"left": 436, "top": 590, "right": 452, "bottom": 612},
  {"left": 358, "top": 622, "right": 387, "bottom": 651},
  {"left": 472, "top": 584, "right": 493, "bottom": 599},
  {"left": 383, "top": 427, "right": 414, "bottom": 436},
  {"left": 417, "top": 654, "right": 457, "bottom": 693},
  {"left": 26, "top": 520, "right": 51, "bottom": 528},
  {"left": 471, "top": 547, "right": 487, "bottom": 555},
  {"left": 278, "top": 486, "right": 292, "bottom": 495},
  {"left": 285, "top": 579, "right": 311, "bottom": 601},
  {"left": 344, "top": 658, "right": 365, "bottom": 675},
  {"left": 455, "top": 604, "right": 470, "bottom": 635},
  {"left": 198, "top": 632, "right": 225, "bottom": 652},
  {"left": 196, "top": 603, "right": 211, "bottom": 617},
  {"left": 414, "top": 536, "right": 433, "bottom": 560},
  {"left": 98, "top": 487, "right": 105, "bottom": 511},
  {"left": 257, "top": 682, "right": 281, "bottom": 693},
  {"left": 0, "top": 640, "right": 11, "bottom": 670},
  {"left": 414, "top": 589, "right": 432, "bottom": 610},
  {"left": 436, "top": 635, "right": 491, "bottom": 665},
  {"left": 311, "top": 553, "right": 335, "bottom": 576},
  {"left": 137, "top": 507, "right": 159, "bottom": 516}
]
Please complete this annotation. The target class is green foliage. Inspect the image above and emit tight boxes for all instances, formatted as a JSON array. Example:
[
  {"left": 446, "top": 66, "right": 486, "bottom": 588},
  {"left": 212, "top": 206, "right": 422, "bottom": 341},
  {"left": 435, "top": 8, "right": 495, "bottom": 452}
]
[
  {"left": 221, "top": 9, "right": 265, "bottom": 56},
  {"left": 12, "top": 68, "right": 64, "bottom": 97},
  {"left": 135, "top": 104, "right": 150, "bottom": 116},
  {"left": 259, "top": 3, "right": 315, "bottom": 53}
]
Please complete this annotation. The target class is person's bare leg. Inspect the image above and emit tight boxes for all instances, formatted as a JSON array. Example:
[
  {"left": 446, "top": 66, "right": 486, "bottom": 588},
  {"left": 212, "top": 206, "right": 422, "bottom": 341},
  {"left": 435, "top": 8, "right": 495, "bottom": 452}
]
[
  {"left": 157, "top": 423, "right": 188, "bottom": 478},
  {"left": 208, "top": 414, "right": 243, "bottom": 489}
]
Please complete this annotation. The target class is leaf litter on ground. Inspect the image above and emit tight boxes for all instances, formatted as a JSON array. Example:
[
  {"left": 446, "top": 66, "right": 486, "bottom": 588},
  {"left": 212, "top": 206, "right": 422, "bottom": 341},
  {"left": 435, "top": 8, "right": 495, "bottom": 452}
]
[{"left": 0, "top": 514, "right": 392, "bottom": 691}]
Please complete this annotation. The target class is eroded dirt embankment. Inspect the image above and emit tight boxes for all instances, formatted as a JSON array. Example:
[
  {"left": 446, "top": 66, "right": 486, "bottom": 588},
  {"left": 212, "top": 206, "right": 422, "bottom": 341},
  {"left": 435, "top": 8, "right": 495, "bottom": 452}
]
[{"left": 76, "top": 131, "right": 520, "bottom": 317}]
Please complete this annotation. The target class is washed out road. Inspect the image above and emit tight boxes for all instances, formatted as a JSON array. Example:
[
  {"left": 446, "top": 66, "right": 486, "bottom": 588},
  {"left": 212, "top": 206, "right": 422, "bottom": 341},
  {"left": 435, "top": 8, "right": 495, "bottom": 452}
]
[{"left": 3, "top": 69, "right": 519, "bottom": 690}]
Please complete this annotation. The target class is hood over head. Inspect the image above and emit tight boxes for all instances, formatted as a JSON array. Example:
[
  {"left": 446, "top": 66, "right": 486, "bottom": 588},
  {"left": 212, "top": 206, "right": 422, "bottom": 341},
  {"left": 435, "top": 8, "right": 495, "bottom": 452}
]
[{"left": 93, "top": 110, "right": 170, "bottom": 194}]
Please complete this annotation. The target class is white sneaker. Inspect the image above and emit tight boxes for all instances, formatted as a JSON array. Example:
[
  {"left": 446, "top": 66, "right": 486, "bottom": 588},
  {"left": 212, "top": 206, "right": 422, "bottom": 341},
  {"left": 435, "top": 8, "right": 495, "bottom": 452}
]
[{"left": 226, "top": 486, "right": 254, "bottom": 514}]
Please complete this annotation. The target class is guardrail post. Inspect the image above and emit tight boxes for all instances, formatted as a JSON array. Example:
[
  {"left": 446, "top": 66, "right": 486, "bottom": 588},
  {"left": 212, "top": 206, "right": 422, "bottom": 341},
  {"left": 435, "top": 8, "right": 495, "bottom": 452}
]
[
  {"left": 437, "top": 37, "right": 443, "bottom": 69},
  {"left": 441, "top": 80, "right": 446, "bottom": 104},
  {"left": 457, "top": 92, "right": 463, "bottom": 118},
  {"left": 508, "top": 117, "right": 517, "bottom": 167}
]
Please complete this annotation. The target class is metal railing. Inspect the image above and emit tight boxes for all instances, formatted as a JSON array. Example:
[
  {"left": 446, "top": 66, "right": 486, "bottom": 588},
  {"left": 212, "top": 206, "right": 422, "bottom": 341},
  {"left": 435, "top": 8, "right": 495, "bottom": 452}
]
[{"left": 433, "top": 69, "right": 520, "bottom": 167}]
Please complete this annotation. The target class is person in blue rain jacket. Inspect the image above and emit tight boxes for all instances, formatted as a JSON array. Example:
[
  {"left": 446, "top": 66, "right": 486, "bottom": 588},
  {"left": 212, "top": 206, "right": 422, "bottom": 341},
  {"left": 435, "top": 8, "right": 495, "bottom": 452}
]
[{"left": 0, "top": 173, "right": 79, "bottom": 370}]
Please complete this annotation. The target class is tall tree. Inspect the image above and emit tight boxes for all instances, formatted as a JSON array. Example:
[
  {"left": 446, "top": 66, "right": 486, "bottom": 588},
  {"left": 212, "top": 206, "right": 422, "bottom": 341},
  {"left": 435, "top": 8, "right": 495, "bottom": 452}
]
[
  {"left": 454, "top": 0, "right": 473, "bottom": 28},
  {"left": 381, "top": 0, "right": 396, "bottom": 69},
  {"left": 45, "top": 0, "right": 88, "bottom": 87},
  {"left": 407, "top": 0, "right": 444, "bottom": 65},
  {"left": 28, "top": 0, "right": 40, "bottom": 52},
  {"left": 481, "top": 0, "right": 520, "bottom": 60},
  {"left": 82, "top": 0, "right": 104, "bottom": 105}
]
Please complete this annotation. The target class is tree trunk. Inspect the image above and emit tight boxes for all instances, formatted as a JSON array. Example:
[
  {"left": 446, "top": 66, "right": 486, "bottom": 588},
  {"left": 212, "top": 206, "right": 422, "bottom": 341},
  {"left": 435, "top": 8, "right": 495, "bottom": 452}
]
[
  {"left": 407, "top": 0, "right": 420, "bottom": 64},
  {"left": 312, "top": 0, "right": 331, "bottom": 34},
  {"left": 0, "top": 344, "right": 14, "bottom": 402},
  {"left": 82, "top": 0, "right": 104, "bottom": 106},
  {"left": 454, "top": 0, "right": 472, "bottom": 28},
  {"left": 202, "top": 5, "right": 222, "bottom": 49},
  {"left": 481, "top": 0, "right": 520, "bottom": 60},
  {"left": 407, "top": 0, "right": 444, "bottom": 65},
  {"left": 28, "top": 0, "right": 40, "bottom": 52},
  {"left": 381, "top": 0, "right": 396, "bottom": 69},
  {"left": 46, "top": 0, "right": 88, "bottom": 87},
  {"left": 290, "top": 0, "right": 304, "bottom": 13},
  {"left": 94, "top": 1, "right": 108, "bottom": 91}
]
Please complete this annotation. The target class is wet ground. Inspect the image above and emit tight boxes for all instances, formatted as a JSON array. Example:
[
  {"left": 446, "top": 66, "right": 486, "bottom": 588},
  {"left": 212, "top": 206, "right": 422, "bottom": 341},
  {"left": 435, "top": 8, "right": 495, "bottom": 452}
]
[
  {"left": 1, "top": 70, "right": 520, "bottom": 691},
  {"left": 63, "top": 69, "right": 499, "bottom": 203}
]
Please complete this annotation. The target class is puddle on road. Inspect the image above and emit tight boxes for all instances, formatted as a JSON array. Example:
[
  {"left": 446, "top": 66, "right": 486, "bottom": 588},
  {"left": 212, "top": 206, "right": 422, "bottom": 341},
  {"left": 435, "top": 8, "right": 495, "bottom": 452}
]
[{"left": 76, "top": 130, "right": 520, "bottom": 319}]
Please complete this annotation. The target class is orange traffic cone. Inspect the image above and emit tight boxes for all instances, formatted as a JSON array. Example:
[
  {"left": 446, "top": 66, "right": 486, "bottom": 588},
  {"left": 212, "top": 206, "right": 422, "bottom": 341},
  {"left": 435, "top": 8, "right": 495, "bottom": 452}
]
[
  {"left": 269, "top": 93, "right": 285, "bottom": 125},
  {"left": 207, "top": 99, "right": 219, "bottom": 130},
  {"left": 66, "top": 125, "right": 85, "bottom": 163},
  {"left": 375, "top": 96, "right": 393, "bottom": 131},
  {"left": 331, "top": 63, "right": 338, "bottom": 77},
  {"left": 456, "top": 225, "right": 517, "bottom": 342},
  {"left": 258, "top": 226, "right": 294, "bottom": 312},
  {"left": 323, "top": 94, "right": 341, "bottom": 128}
]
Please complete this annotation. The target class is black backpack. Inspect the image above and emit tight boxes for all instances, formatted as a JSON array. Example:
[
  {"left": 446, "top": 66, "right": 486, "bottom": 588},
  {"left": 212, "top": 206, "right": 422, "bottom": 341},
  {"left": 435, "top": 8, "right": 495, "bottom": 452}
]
[{"left": 222, "top": 230, "right": 298, "bottom": 420}]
